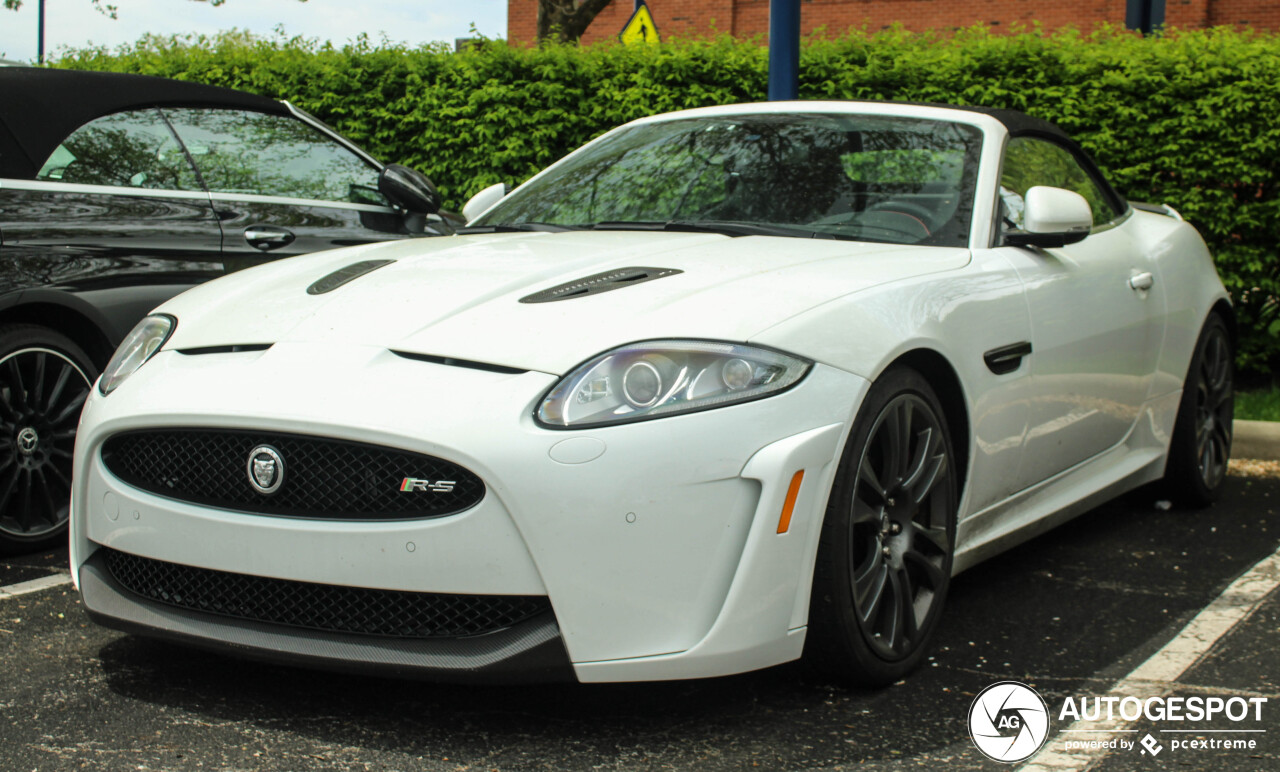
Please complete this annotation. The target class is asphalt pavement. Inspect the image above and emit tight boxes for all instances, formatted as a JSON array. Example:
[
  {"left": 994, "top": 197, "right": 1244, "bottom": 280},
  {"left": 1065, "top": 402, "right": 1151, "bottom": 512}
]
[
  {"left": 1092, "top": 588, "right": 1280, "bottom": 772},
  {"left": 1, "top": 472, "right": 1278, "bottom": 772}
]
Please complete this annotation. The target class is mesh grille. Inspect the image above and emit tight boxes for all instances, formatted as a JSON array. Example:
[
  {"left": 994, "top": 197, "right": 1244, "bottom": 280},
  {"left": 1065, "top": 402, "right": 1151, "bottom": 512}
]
[
  {"left": 103, "top": 548, "right": 551, "bottom": 639},
  {"left": 101, "top": 429, "right": 484, "bottom": 519}
]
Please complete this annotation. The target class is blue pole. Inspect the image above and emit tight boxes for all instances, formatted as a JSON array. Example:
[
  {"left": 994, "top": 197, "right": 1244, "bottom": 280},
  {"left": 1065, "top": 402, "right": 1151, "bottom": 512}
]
[
  {"left": 37, "top": 0, "right": 45, "bottom": 65},
  {"left": 767, "top": 0, "right": 800, "bottom": 101},
  {"left": 1148, "top": 0, "right": 1165, "bottom": 33},
  {"left": 1125, "top": 0, "right": 1165, "bottom": 35}
]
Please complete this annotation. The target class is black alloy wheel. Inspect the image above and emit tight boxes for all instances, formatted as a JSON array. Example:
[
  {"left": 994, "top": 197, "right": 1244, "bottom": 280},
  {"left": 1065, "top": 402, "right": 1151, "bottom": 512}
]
[
  {"left": 1192, "top": 322, "right": 1233, "bottom": 491},
  {"left": 806, "top": 366, "right": 958, "bottom": 687},
  {"left": 848, "top": 392, "right": 953, "bottom": 660},
  {"left": 1162, "top": 313, "right": 1234, "bottom": 507},
  {"left": 0, "top": 325, "right": 97, "bottom": 554}
]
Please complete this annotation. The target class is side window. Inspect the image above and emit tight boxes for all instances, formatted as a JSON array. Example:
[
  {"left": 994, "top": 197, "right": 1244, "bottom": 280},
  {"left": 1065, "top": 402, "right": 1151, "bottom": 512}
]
[
  {"left": 161, "top": 108, "right": 387, "bottom": 206},
  {"left": 35, "top": 108, "right": 198, "bottom": 190},
  {"left": 999, "top": 137, "right": 1118, "bottom": 228}
]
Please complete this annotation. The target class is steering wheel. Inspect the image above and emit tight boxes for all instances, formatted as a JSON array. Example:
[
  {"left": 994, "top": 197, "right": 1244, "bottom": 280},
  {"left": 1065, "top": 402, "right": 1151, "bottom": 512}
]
[{"left": 864, "top": 201, "right": 936, "bottom": 236}]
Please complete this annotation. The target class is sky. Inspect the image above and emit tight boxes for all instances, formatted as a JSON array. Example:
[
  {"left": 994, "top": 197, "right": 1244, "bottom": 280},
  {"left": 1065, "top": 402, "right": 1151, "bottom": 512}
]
[{"left": 0, "top": 0, "right": 507, "bottom": 62}]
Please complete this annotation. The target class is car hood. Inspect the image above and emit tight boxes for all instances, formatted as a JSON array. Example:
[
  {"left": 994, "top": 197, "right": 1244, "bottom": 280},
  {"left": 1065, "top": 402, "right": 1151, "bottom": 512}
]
[{"left": 158, "top": 231, "right": 970, "bottom": 375}]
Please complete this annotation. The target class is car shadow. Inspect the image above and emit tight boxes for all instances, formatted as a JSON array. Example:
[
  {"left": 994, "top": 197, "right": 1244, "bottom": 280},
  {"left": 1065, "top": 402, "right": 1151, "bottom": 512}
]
[{"left": 92, "top": 476, "right": 1279, "bottom": 768}]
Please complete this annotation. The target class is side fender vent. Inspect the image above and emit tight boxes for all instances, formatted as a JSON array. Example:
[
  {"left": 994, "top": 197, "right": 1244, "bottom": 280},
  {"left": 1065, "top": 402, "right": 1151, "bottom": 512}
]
[{"left": 519, "top": 267, "right": 682, "bottom": 304}]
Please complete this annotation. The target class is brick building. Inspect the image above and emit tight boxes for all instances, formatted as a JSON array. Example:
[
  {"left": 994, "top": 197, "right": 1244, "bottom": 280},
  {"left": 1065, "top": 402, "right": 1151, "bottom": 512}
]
[{"left": 508, "top": 1, "right": 1280, "bottom": 44}]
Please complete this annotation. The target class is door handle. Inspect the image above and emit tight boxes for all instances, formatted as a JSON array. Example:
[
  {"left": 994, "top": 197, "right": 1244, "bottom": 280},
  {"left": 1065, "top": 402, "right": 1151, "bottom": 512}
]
[
  {"left": 244, "top": 226, "right": 296, "bottom": 251},
  {"left": 1129, "top": 272, "right": 1155, "bottom": 291}
]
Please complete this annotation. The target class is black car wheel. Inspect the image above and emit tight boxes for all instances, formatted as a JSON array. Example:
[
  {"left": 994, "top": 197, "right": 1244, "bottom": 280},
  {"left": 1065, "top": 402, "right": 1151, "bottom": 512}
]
[
  {"left": 1161, "top": 313, "right": 1234, "bottom": 507},
  {"left": 805, "top": 366, "right": 958, "bottom": 687},
  {"left": 0, "top": 325, "right": 97, "bottom": 554}
]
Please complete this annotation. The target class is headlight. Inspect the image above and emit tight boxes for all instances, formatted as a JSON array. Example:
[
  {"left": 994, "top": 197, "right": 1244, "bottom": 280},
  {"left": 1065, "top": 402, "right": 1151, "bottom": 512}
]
[
  {"left": 99, "top": 315, "right": 175, "bottom": 395},
  {"left": 537, "top": 340, "right": 811, "bottom": 429}
]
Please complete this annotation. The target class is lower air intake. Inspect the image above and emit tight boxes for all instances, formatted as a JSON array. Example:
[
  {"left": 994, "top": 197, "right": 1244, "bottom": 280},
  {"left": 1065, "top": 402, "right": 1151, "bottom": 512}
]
[{"left": 103, "top": 548, "right": 552, "bottom": 639}]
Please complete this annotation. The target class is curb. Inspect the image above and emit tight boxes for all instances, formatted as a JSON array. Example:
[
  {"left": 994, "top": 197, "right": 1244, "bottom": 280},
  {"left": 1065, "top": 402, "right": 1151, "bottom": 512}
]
[{"left": 1234, "top": 419, "right": 1280, "bottom": 461}]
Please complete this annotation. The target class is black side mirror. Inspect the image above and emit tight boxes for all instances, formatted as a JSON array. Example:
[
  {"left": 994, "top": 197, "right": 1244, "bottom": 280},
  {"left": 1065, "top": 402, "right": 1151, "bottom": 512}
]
[
  {"left": 1004, "top": 227, "right": 1089, "bottom": 249},
  {"left": 378, "top": 164, "right": 441, "bottom": 214}
]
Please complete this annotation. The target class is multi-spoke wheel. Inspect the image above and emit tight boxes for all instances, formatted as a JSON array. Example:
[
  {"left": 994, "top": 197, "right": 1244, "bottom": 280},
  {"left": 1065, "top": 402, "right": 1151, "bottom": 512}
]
[
  {"left": 0, "top": 325, "right": 97, "bottom": 554},
  {"left": 1161, "top": 314, "right": 1233, "bottom": 507},
  {"left": 805, "top": 366, "right": 958, "bottom": 687}
]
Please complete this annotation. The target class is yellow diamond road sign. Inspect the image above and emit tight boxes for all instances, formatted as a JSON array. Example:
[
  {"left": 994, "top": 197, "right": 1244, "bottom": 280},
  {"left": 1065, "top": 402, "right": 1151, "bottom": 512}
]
[{"left": 619, "top": 2, "right": 661, "bottom": 45}]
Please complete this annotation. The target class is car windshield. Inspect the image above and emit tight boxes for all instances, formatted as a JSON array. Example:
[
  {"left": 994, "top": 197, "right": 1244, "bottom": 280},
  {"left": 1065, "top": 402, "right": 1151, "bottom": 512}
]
[{"left": 473, "top": 113, "right": 984, "bottom": 247}]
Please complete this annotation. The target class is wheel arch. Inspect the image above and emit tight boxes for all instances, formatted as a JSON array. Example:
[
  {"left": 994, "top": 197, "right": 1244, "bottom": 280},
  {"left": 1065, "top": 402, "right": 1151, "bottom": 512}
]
[
  {"left": 1210, "top": 298, "right": 1236, "bottom": 349},
  {"left": 0, "top": 296, "right": 116, "bottom": 368},
  {"left": 877, "top": 348, "right": 972, "bottom": 499}
]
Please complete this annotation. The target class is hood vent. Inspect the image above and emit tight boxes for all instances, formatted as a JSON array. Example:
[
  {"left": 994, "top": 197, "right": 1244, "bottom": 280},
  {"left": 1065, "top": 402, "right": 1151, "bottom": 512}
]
[
  {"left": 307, "top": 259, "right": 395, "bottom": 295},
  {"left": 177, "top": 344, "right": 273, "bottom": 356},
  {"left": 519, "top": 267, "right": 682, "bottom": 304},
  {"left": 393, "top": 351, "right": 527, "bottom": 375}
]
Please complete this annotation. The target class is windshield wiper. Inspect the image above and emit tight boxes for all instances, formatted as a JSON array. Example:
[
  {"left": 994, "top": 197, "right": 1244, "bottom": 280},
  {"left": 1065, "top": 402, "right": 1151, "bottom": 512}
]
[
  {"left": 467, "top": 219, "right": 903, "bottom": 244},
  {"left": 457, "top": 222, "right": 580, "bottom": 234},
  {"left": 590, "top": 220, "right": 815, "bottom": 238}
]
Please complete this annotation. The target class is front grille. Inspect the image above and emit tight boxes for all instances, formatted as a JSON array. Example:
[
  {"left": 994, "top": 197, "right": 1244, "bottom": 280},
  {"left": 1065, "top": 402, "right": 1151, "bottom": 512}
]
[
  {"left": 103, "top": 548, "right": 551, "bottom": 639},
  {"left": 101, "top": 429, "right": 484, "bottom": 519}
]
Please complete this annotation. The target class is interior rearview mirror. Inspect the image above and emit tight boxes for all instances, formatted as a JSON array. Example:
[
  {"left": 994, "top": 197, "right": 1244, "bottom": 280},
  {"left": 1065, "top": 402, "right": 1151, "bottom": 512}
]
[
  {"left": 462, "top": 182, "right": 510, "bottom": 223},
  {"left": 378, "top": 164, "right": 441, "bottom": 215},
  {"left": 1004, "top": 186, "right": 1092, "bottom": 248}
]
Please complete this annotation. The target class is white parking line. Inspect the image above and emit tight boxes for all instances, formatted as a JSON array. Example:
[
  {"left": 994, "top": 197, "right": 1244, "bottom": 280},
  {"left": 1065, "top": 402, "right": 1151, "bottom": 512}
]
[
  {"left": 0, "top": 572, "right": 72, "bottom": 600},
  {"left": 1020, "top": 546, "right": 1280, "bottom": 771}
]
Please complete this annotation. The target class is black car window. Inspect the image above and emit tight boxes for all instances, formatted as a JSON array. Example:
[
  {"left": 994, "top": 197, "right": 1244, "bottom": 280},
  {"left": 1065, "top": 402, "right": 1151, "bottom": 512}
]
[
  {"left": 35, "top": 108, "right": 199, "bottom": 190},
  {"left": 161, "top": 108, "right": 387, "bottom": 206},
  {"left": 998, "top": 137, "right": 1119, "bottom": 228}
]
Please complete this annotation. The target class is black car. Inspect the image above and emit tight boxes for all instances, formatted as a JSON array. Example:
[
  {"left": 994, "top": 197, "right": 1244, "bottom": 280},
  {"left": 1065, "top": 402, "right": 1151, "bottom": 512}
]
[{"left": 0, "top": 67, "right": 449, "bottom": 553}]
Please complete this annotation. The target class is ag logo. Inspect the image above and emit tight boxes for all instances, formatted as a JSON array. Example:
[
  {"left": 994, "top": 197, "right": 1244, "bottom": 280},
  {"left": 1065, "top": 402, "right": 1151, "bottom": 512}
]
[
  {"left": 968, "top": 681, "right": 1050, "bottom": 763},
  {"left": 246, "top": 445, "right": 284, "bottom": 495}
]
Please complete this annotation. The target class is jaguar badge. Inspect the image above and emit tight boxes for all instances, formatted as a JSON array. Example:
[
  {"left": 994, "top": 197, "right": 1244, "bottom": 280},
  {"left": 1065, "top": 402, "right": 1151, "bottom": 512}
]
[{"left": 247, "top": 445, "right": 285, "bottom": 495}]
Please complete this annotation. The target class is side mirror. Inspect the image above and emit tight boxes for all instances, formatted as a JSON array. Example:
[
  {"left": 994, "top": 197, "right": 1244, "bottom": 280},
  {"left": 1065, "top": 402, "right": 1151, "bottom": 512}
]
[
  {"left": 378, "top": 164, "right": 441, "bottom": 214},
  {"left": 462, "top": 182, "right": 509, "bottom": 223},
  {"left": 1005, "top": 186, "right": 1092, "bottom": 248}
]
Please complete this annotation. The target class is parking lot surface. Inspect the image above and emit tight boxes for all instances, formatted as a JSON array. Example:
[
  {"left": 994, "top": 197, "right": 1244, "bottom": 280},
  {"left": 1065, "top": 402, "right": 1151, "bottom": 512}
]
[{"left": 2, "top": 472, "right": 1277, "bottom": 772}]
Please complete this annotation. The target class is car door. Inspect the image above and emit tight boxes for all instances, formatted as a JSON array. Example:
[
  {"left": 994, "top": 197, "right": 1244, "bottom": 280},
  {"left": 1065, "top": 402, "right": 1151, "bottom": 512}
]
[
  {"left": 159, "top": 108, "right": 417, "bottom": 264},
  {"left": 0, "top": 107, "right": 226, "bottom": 310},
  {"left": 995, "top": 137, "right": 1164, "bottom": 490}
]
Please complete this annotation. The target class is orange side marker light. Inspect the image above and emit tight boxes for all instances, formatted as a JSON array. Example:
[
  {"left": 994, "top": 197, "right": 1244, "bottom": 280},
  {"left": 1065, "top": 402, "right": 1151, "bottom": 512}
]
[{"left": 776, "top": 470, "right": 805, "bottom": 534}]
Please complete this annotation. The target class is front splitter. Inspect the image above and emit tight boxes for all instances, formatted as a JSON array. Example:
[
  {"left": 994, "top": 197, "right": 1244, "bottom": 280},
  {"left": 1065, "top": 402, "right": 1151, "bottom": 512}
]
[{"left": 78, "top": 549, "right": 575, "bottom": 684}]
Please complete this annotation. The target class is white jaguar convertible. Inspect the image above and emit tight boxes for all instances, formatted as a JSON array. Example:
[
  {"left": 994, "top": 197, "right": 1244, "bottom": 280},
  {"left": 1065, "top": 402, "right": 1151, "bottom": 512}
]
[{"left": 69, "top": 101, "right": 1234, "bottom": 685}]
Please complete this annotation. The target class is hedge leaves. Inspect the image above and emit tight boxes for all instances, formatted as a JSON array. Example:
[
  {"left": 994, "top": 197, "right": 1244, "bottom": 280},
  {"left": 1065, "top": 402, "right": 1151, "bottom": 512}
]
[{"left": 55, "top": 26, "right": 1280, "bottom": 371}]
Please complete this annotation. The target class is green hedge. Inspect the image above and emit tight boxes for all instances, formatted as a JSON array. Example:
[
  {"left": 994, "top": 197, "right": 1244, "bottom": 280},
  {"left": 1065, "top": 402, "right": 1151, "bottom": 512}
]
[{"left": 54, "top": 27, "right": 1280, "bottom": 372}]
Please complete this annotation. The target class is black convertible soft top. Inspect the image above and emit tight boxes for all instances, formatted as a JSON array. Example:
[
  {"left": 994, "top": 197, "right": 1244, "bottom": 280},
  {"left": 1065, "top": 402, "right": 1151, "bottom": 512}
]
[
  {"left": 931, "top": 103, "right": 1074, "bottom": 144},
  {"left": 843, "top": 99, "right": 1127, "bottom": 215},
  {"left": 941, "top": 102, "right": 1128, "bottom": 216},
  {"left": 0, "top": 68, "right": 288, "bottom": 179}
]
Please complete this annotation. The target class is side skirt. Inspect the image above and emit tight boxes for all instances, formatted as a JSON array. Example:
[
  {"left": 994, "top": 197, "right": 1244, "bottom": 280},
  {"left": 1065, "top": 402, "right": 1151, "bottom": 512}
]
[{"left": 953, "top": 390, "right": 1180, "bottom": 574}]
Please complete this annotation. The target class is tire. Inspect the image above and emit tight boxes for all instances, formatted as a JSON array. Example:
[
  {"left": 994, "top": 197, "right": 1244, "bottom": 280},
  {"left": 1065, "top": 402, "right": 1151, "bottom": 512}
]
[
  {"left": 804, "top": 366, "right": 959, "bottom": 687},
  {"left": 1160, "top": 313, "right": 1233, "bottom": 508},
  {"left": 0, "top": 325, "right": 98, "bottom": 555}
]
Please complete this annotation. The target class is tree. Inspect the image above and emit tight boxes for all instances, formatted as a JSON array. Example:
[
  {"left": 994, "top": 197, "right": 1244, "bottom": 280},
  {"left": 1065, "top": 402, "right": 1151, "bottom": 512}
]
[
  {"left": 536, "top": 0, "right": 613, "bottom": 44},
  {"left": 2, "top": 0, "right": 304, "bottom": 19},
  {"left": 2, "top": 0, "right": 306, "bottom": 63}
]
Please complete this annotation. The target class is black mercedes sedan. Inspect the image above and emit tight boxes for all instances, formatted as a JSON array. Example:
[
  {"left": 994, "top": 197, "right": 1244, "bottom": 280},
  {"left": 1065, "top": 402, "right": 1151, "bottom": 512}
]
[{"left": 0, "top": 67, "right": 452, "bottom": 553}]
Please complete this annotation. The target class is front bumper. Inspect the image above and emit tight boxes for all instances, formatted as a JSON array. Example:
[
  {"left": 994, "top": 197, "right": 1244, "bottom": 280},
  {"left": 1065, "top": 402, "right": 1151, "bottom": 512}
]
[
  {"left": 71, "top": 341, "right": 865, "bottom": 681},
  {"left": 79, "top": 549, "right": 573, "bottom": 682}
]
